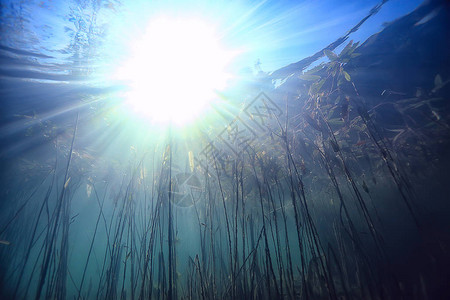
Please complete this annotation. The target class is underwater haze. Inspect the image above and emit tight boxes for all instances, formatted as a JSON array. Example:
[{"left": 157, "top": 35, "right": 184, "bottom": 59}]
[{"left": 1, "top": 0, "right": 450, "bottom": 299}]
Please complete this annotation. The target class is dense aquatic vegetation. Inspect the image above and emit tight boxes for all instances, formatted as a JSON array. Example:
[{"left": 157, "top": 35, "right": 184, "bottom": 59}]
[{"left": 1, "top": 1, "right": 450, "bottom": 299}]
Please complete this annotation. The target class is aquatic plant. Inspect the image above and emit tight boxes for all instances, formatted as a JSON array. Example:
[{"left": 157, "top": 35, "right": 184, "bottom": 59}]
[{"left": 1, "top": 1, "right": 449, "bottom": 299}]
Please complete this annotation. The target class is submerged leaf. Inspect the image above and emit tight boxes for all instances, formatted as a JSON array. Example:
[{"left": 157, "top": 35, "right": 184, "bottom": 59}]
[
  {"left": 330, "top": 139, "right": 340, "bottom": 152},
  {"left": 324, "top": 49, "right": 337, "bottom": 61},
  {"left": 362, "top": 180, "right": 369, "bottom": 193},
  {"left": 339, "top": 41, "right": 354, "bottom": 58},
  {"left": 188, "top": 151, "right": 195, "bottom": 172},
  {"left": 327, "top": 118, "right": 345, "bottom": 127},
  {"left": 304, "top": 113, "right": 323, "bottom": 132},
  {"left": 310, "top": 78, "right": 326, "bottom": 95},
  {"left": 64, "top": 177, "right": 71, "bottom": 189},
  {"left": 341, "top": 102, "right": 349, "bottom": 122},
  {"left": 86, "top": 183, "right": 92, "bottom": 198},
  {"left": 431, "top": 110, "right": 441, "bottom": 121},
  {"left": 343, "top": 70, "right": 351, "bottom": 81}
]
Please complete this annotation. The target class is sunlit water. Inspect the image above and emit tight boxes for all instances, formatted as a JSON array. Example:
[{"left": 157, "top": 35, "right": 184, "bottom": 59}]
[{"left": 1, "top": 1, "right": 449, "bottom": 299}]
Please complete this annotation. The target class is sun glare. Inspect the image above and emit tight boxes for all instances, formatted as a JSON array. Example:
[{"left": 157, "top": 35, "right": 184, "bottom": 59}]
[{"left": 115, "top": 17, "right": 234, "bottom": 125}]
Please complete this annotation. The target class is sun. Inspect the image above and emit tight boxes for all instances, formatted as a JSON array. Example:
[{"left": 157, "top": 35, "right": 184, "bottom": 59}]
[{"left": 114, "top": 17, "right": 234, "bottom": 125}]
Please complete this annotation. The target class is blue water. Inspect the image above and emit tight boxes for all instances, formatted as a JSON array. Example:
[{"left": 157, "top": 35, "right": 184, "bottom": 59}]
[{"left": 1, "top": 0, "right": 449, "bottom": 299}]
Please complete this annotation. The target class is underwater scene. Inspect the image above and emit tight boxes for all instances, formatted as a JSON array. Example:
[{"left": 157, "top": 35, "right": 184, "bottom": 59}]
[{"left": 1, "top": 0, "right": 449, "bottom": 299}]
